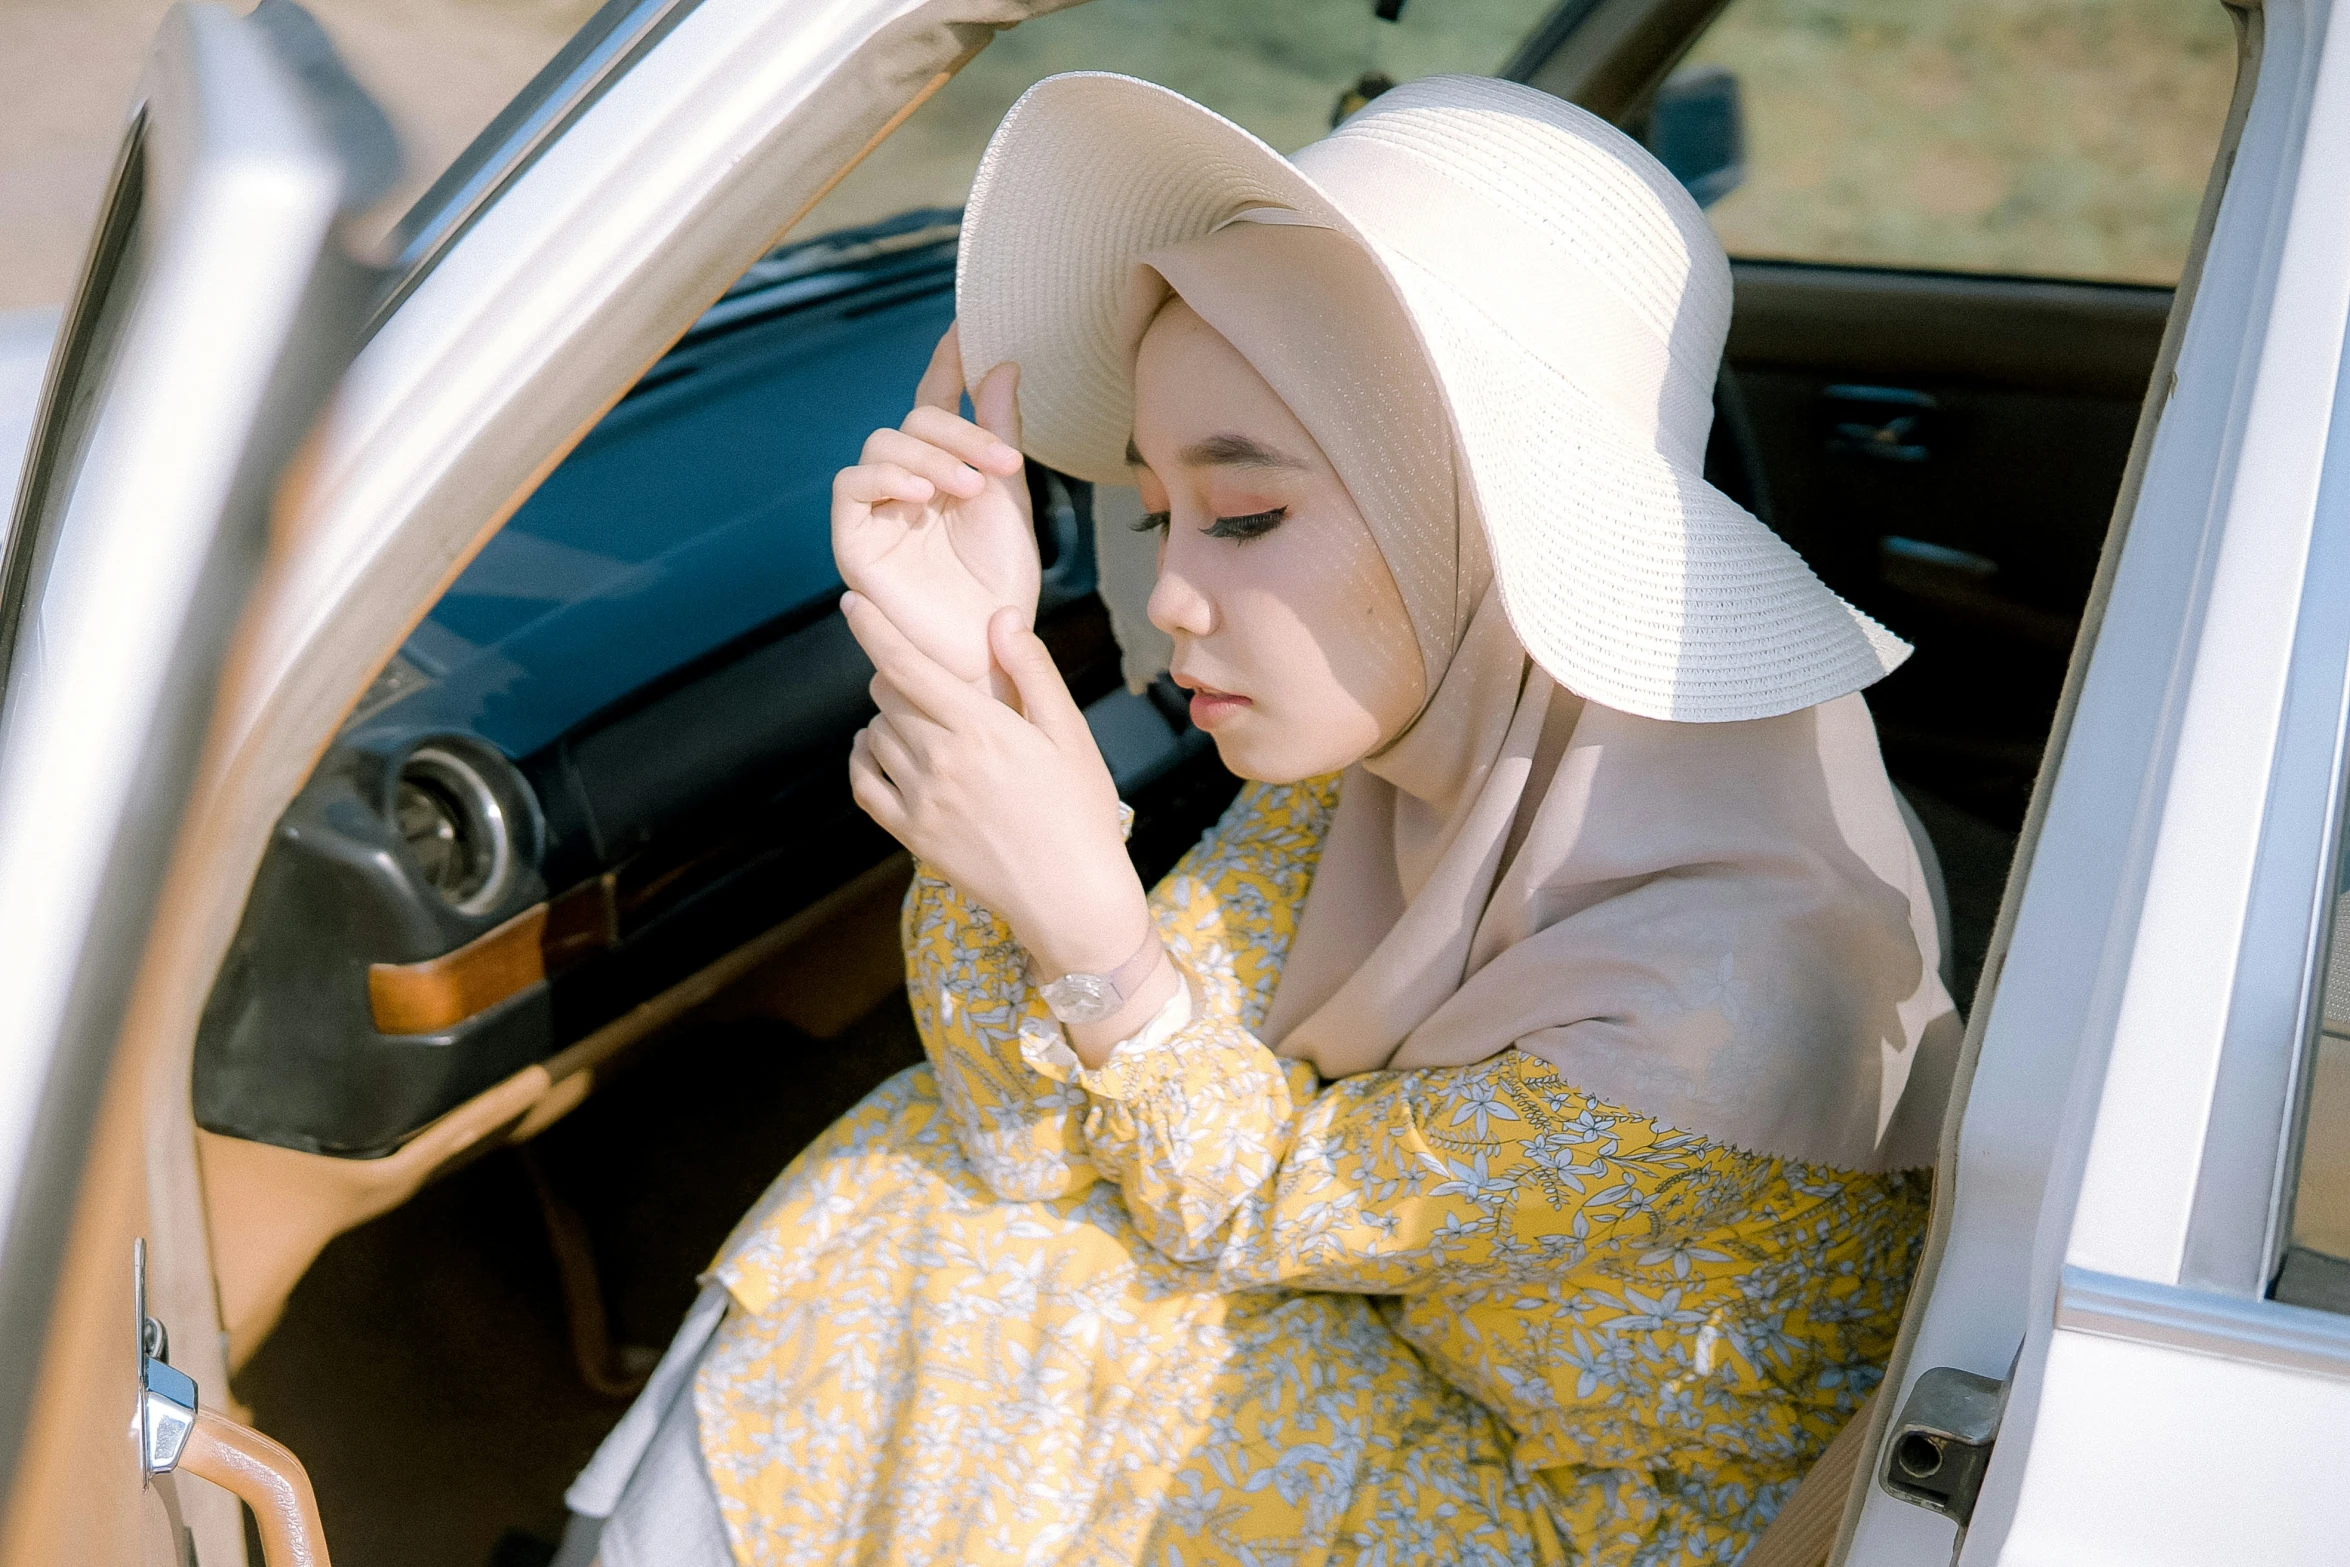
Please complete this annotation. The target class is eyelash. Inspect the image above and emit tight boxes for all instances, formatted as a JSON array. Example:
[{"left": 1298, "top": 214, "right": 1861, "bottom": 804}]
[{"left": 1131, "top": 507, "right": 1289, "bottom": 542}]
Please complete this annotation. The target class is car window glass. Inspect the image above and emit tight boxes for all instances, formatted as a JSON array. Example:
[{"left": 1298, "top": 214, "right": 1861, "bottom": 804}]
[
  {"left": 1677, "top": 0, "right": 2239, "bottom": 284},
  {"left": 2276, "top": 864, "right": 2350, "bottom": 1315},
  {"left": 794, "top": 0, "right": 1561, "bottom": 238}
]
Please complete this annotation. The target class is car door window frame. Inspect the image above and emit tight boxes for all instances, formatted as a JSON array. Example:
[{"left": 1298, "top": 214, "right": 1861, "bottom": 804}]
[
  {"left": 1511, "top": 0, "right": 1731, "bottom": 120},
  {"left": 365, "top": 0, "right": 713, "bottom": 341},
  {"left": 0, "top": 0, "right": 389, "bottom": 1531},
  {"left": 0, "top": 118, "right": 147, "bottom": 708},
  {"left": 2183, "top": 192, "right": 2350, "bottom": 1297}
]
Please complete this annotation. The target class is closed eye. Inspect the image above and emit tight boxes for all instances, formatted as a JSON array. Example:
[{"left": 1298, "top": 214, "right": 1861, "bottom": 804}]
[
  {"left": 1204, "top": 507, "right": 1287, "bottom": 541},
  {"left": 1133, "top": 510, "right": 1171, "bottom": 533}
]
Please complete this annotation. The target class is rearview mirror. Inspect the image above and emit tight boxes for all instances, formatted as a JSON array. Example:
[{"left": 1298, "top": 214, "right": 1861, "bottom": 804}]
[{"left": 1648, "top": 65, "right": 1746, "bottom": 209}]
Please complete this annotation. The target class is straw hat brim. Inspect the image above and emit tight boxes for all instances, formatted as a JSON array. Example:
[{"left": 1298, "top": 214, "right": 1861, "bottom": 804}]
[{"left": 956, "top": 72, "right": 1908, "bottom": 723}]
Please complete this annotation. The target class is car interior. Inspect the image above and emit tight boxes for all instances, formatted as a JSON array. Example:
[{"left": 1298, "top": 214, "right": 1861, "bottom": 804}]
[{"left": 166, "top": 0, "right": 2255, "bottom": 1561}]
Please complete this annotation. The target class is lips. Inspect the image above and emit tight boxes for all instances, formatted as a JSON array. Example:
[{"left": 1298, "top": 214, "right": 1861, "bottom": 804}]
[{"left": 1174, "top": 674, "right": 1251, "bottom": 730}]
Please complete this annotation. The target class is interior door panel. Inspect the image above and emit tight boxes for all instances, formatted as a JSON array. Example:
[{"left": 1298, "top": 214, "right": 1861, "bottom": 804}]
[
  {"left": 0, "top": 4, "right": 391, "bottom": 1561},
  {"left": 1722, "top": 261, "right": 2171, "bottom": 832}
]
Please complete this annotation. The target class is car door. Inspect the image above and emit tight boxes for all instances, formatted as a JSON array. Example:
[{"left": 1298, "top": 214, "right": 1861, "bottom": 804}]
[
  {"left": 1822, "top": 1, "right": 2350, "bottom": 1562},
  {"left": 0, "top": 3, "right": 392, "bottom": 1562}
]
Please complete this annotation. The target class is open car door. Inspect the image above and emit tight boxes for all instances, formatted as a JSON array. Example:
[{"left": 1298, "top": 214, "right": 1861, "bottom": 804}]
[
  {"left": 0, "top": 3, "right": 390, "bottom": 1562},
  {"left": 1842, "top": 1, "right": 2350, "bottom": 1562}
]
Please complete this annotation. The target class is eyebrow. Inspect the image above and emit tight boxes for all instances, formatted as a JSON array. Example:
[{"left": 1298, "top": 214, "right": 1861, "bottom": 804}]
[{"left": 1124, "top": 432, "right": 1310, "bottom": 472}]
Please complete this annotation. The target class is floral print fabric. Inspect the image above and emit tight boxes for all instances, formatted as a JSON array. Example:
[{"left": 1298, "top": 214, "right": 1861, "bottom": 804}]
[{"left": 695, "top": 778, "right": 1929, "bottom": 1566}]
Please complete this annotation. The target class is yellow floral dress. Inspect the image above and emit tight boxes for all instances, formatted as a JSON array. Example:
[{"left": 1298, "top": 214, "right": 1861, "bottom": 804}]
[{"left": 693, "top": 776, "right": 1929, "bottom": 1566}]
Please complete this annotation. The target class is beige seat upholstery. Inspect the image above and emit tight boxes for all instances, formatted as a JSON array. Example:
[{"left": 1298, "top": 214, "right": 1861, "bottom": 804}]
[{"left": 1738, "top": 1393, "right": 1877, "bottom": 1567}]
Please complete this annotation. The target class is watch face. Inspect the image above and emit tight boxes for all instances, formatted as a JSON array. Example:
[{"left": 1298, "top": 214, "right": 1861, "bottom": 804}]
[{"left": 1040, "top": 971, "right": 1118, "bottom": 1025}]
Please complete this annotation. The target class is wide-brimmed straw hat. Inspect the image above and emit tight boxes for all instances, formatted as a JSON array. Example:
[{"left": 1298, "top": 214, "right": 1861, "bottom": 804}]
[{"left": 955, "top": 72, "right": 1907, "bottom": 723}]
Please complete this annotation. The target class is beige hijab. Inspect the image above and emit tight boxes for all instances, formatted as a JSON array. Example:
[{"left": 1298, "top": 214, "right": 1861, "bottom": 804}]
[{"left": 1132, "top": 223, "right": 1961, "bottom": 1174}]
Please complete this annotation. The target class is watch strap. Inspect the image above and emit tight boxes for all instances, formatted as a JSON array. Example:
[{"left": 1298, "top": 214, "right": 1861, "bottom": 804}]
[{"left": 1099, "top": 924, "right": 1164, "bottom": 1003}]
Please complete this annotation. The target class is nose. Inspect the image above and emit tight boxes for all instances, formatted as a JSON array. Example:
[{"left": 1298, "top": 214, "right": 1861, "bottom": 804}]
[{"left": 1147, "top": 539, "right": 1214, "bottom": 639}]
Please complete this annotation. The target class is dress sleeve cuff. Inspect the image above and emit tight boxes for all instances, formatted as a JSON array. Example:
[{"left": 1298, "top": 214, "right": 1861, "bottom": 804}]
[
  {"left": 1016, "top": 968, "right": 1194, "bottom": 1093},
  {"left": 1071, "top": 978, "right": 1197, "bottom": 1100}
]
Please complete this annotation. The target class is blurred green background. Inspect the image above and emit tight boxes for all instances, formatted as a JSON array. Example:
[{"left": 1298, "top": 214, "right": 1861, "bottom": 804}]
[
  {"left": 803, "top": 0, "right": 2239, "bottom": 285},
  {"left": 0, "top": 0, "right": 2239, "bottom": 312},
  {"left": 1691, "top": 0, "right": 2238, "bottom": 282}
]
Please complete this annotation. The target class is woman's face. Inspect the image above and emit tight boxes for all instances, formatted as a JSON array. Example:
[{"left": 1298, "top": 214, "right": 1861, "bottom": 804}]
[{"left": 1130, "top": 300, "right": 1424, "bottom": 783}]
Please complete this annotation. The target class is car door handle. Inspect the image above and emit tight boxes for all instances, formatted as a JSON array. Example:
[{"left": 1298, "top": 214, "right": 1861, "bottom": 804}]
[
  {"left": 177, "top": 1409, "right": 335, "bottom": 1567},
  {"left": 140, "top": 1239, "right": 333, "bottom": 1567},
  {"left": 1824, "top": 383, "right": 1936, "bottom": 462},
  {"left": 148, "top": 1367, "right": 333, "bottom": 1567}
]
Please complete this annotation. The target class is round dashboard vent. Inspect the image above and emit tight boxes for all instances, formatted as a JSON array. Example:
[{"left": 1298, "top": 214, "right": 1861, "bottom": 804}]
[{"left": 394, "top": 746, "right": 515, "bottom": 917}]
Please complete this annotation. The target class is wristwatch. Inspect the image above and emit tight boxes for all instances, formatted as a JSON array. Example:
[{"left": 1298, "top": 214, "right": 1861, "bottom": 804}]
[{"left": 1036, "top": 928, "right": 1165, "bottom": 1026}]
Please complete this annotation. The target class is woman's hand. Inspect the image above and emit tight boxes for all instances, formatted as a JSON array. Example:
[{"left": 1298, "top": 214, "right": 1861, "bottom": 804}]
[
  {"left": 832, "top": 325, "right": 1038, "bottom": 694},
  {"left": 845, "top": 596, "right": 1159, "bottom": 1013}
]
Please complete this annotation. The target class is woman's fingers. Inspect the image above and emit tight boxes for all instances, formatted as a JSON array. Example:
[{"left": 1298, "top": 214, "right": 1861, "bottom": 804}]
[
  {"left": 842, "top": 591, "right": 985, "bottom": 720},
  {"left": 912, "top": 323, "right": 964, "bottom": 412},
  {"left": 847, "top": 728, "right": 908, "bottom": 834},
  {"left": 863, "top": 710, "right": 922, "bottom": 788},
  {"left": 972, "top": 361, "right": 1023, "bottom": 453},
  {"left": 990, "top": 608, "right": 1090, "bottom": 751},
  {"left": 900, "top": 404, "right": 1022, "bottom": 477},
  {"left": 903, "top": 323, "right": 1022, "bottom": 474},
  {"left": 868, "top": 675, "right": 953, "bottom": 767},
  {"left": 861, "top": 427, "right": 987, "bottom": 500},
  {"left": 834, "top": 461, "right": 936, "bottom": 510},
  {"left": 869, "top": 671, "right": 938, "bottom": 731}
]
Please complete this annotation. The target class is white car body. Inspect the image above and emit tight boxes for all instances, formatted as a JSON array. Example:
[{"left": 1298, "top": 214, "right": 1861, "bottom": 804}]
[
  {"left": 0, "top": 0, "right": 2345, "bottom": 1562},
  {"left": 0, "top": 310, "right": 59, "bottom": 506}
]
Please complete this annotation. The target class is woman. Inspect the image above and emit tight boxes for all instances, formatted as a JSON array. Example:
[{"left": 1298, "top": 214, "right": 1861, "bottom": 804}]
[{"left": 562, "top": 71, "right": 1959, "bottom": 1567}]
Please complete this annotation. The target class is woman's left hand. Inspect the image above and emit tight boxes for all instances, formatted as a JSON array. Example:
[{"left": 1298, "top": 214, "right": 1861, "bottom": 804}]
[
  {"left": 844, "top": 594, "right": 1152, "bottom": 982},
  {"left": 831, "top": 328, "right": 1038, "bottom": 698}
]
